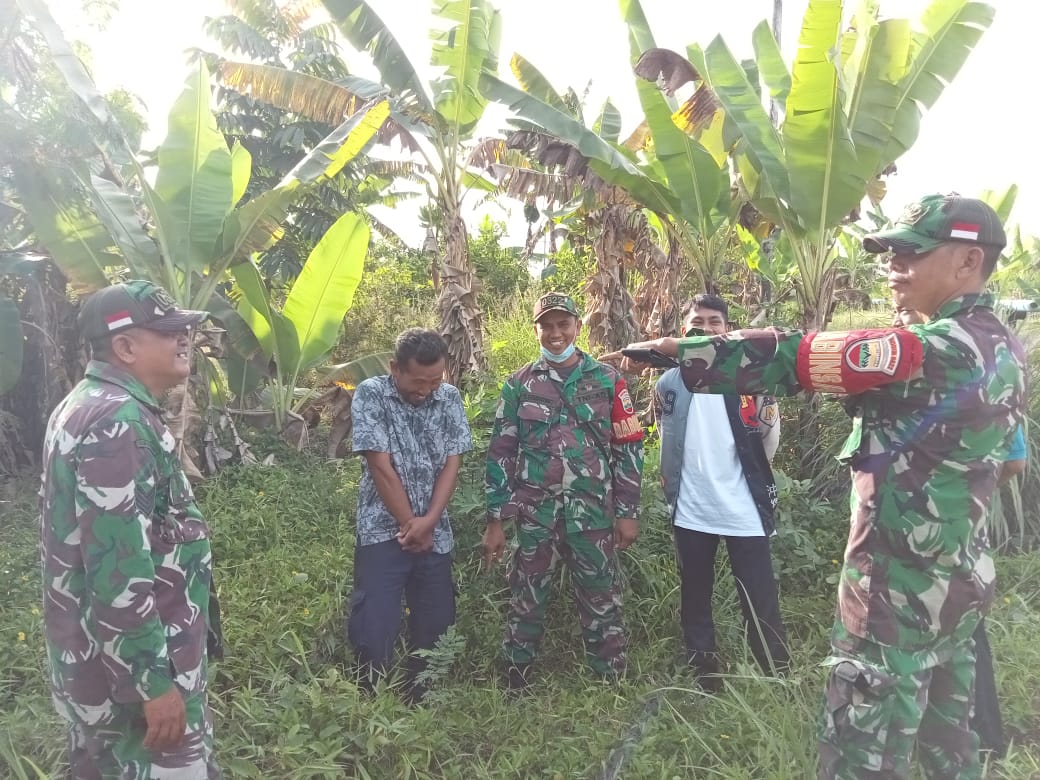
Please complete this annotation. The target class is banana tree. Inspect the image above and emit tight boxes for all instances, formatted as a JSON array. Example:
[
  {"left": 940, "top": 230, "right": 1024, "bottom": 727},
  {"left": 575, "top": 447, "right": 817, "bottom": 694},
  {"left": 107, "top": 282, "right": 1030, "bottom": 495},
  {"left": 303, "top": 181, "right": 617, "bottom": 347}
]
[
  {"left": 231, "top": 211, "right": 371, "bottom": 442},
  {"left": 480, "top": 0, "right": 736, "bottom": 345},
  {"left": 696, "top": 0, "right": 995, "bottom": 328},
  {"left": 318, "top": 0, "right": 501, "bottom": 384},
  {"left": 15, "top": 0, "right": 389, "bottom": 339}
]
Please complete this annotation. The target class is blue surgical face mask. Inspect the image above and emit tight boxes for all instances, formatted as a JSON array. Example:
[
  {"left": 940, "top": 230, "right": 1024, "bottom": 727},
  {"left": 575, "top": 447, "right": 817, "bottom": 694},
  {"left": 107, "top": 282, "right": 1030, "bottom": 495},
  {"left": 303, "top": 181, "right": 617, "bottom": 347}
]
[{"left": 541, "top": 342, "right": 576, "bottom": 363}]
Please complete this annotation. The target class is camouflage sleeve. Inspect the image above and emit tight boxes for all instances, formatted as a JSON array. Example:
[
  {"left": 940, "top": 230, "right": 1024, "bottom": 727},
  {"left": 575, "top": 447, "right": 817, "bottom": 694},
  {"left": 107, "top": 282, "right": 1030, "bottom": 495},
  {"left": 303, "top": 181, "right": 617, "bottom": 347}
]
[
  {"left": 679, "top": 327, "right": 923, "bottom": 396},
  {"left": 76, "top": 420, "right": 174, "bottom": 703},
  {"left": 610, "top": 377, "right": 644, "bottom": 519},
  {"left": 485, "top": 376, "right": 520, "bottom": 521},
  {"left": 679, "top": 327, "right": 804, "bottom": 396}
]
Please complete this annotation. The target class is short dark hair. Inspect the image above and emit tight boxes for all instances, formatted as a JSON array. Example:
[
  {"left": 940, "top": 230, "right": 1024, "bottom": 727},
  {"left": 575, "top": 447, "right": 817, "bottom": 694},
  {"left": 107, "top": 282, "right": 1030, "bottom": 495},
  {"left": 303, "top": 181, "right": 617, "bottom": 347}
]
[
  {"left": 88, "top": 336, "right": 115, "bottom": 361},
  {"left": 682, "top": 294, "right": 729, "bottom": 321},
  {"left": 394, "top": 328, "right": 448, "bottom": 368},
  {"left": 980, "top": 244, "right": 1002, "bottom": 280}
]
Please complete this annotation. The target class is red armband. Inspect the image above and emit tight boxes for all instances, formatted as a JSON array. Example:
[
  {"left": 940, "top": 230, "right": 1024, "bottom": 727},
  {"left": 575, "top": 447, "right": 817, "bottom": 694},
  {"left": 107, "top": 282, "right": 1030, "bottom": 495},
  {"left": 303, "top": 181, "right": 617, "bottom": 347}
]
[
  {"left": 795, "top": 328, "right": 923, "bottom": 394},
  {"left": 611, "top": 377, "right": 643, "bottom": 443}
]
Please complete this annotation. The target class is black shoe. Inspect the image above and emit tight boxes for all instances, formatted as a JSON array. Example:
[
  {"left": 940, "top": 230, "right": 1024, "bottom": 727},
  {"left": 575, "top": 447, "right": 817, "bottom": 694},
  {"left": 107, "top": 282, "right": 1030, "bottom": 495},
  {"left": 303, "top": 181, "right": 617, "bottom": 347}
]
[
  {"left": 505, "top": 663, "right": 533, "bottom": 696},
  {"left": 688, "top": 652, "right": 723, "bottom": 693}
]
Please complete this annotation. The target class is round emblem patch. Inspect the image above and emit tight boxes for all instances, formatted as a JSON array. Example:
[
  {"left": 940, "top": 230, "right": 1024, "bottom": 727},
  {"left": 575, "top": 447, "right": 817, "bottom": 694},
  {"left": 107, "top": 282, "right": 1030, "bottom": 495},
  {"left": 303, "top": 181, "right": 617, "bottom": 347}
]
[{"left": 619, "top": 388, "right": 635, "bottom": 415}]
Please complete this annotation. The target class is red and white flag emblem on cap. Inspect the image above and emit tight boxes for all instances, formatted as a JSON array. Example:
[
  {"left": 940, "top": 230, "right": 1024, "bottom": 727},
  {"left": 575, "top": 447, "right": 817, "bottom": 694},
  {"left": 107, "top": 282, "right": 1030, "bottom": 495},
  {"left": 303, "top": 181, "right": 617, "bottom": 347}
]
[
  {"left": 949, "top": 222, "right": 980, "bottom": 240},
  {"left": 105, "top": 310, "right": 134, "bottom": 331}
]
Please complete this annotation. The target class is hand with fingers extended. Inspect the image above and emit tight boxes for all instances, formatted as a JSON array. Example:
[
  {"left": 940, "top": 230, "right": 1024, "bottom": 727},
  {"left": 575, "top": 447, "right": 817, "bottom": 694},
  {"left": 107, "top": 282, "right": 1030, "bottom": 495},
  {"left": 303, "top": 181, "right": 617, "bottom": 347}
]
[
  {"left": 482, "top": 520, "right": 506, "bottom": 570},
  {"left": 142, "top": 686, "right": 186, "bottom": 751}
]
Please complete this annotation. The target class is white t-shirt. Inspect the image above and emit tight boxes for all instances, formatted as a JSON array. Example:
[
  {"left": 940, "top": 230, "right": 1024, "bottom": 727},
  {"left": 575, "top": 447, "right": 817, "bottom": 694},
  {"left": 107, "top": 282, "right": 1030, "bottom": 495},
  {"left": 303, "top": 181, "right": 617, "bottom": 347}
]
[{"left": 673, "top": 394, "right": 764, "bottom": 537}]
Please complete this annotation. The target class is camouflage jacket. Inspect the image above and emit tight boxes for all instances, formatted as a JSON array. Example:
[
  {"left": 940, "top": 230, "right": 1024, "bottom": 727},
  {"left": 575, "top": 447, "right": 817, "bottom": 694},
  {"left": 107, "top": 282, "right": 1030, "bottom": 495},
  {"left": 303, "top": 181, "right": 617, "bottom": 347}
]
[
  {"left": 676, "top": 294, "right": 1025, "bottom": 652},
  {"left": 39, "top": 361, "right": 213, "bottom": 724},
  {"left": 486, "top": 351, "right": 645, "bottom": 530}
]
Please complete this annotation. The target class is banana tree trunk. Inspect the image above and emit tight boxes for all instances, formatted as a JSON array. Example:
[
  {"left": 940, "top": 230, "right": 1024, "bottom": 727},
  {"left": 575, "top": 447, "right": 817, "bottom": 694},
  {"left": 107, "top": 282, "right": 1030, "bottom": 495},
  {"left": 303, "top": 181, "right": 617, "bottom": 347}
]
[
  {"left": 585, "top": 205, "right": 639, "bottom": 352},
  {"left": 0, "top": 261, "right": 79, "bottom": 473},
  {"left": 436, "top": 202, "right": 486, "bottom": 385}
]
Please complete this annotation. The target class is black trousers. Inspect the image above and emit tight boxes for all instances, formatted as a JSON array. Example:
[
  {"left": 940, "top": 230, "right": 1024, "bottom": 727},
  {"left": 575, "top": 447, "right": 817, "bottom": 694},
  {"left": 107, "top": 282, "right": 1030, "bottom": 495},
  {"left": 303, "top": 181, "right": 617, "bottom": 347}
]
[
  {"left": 972, "top": 618, "right": 1006, "bottom": 758},
  {"left": 346, "top": 539, "right": 455, "bottom": 678},
  {"left": 674, "top": 526, "right": 789, "bottom": 674}
]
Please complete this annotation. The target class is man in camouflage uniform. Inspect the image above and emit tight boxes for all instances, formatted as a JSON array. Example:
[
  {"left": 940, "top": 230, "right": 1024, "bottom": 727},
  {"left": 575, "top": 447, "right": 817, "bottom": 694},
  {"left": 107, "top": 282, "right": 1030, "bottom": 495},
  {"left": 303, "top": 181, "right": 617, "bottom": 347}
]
[
  {"left": 608, "top": 195, "right": 1025, "bottom": 779},
  {"left": 483, "top": 292, "right": 644, "bottom": 690},
  {"left": 40, "top": 281, "right": 221, "bottom": 779}
]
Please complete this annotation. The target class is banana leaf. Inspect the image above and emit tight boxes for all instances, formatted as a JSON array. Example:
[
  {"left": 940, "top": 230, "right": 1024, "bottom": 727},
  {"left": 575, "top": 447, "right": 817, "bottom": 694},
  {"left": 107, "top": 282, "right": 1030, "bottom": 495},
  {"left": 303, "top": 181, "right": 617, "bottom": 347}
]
[
  {"left": 87, "top": 174, "right": 161, "bottom": 281},
  {"left": 11, "top": 161, "right": 114, "bottom": 293},
  {"left": 317, "top": 352, "right": 394, "bottom": 388},
  {"left": 594, "top": 99, "right": 623, "bottom": 144},
  {"left": 154, "top": 59, "right": 234, "bottom": 276},
  {"left": 232, "top": 262, "right": 300, "bottom": 376},
  {"left": 320, "top": 0, "right": 435, "bottom": 118},
  {"left": 510, "top": 54, "right": 569, "bottom": 114},
  {"left": 752, "top": 20, "right": 791, "bottom": 109},
  {"left": 703, "top": 35, "right": 790, "bottom": 221},
  {"left": 782, "top": 0, "right": 862, "bottom": 234},
  {"left": 230, "top": 142, "right": 251, "bottom": 208},
  {"left": 481, "top": 73, "right": 678, "bottom": 217},
  {"left": 219, "top": 62, "right": 379, "bottom": 126},
  {"left": 283, "top": 212, "right": 370, "bottom": 374},
  {"left": 881, "top": 0, "right": 995, "bottom": 164},
  {"left": 430, "top": 0, "right": 502, "bottom": 135}
]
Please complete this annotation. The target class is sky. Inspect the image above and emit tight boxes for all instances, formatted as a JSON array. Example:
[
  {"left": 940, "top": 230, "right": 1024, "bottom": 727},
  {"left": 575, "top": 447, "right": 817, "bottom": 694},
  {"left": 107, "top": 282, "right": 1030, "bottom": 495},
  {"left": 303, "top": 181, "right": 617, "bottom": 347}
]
[{"left": 49, "top": 0, "right": 1040, "bottom": 250}]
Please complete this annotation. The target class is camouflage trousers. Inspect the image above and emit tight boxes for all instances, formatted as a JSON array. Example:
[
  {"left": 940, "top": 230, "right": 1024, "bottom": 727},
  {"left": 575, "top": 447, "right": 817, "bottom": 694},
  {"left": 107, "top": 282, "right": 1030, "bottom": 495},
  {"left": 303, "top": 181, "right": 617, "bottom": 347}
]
[
  {"left": 503, "top": 512, "right": 626, "bottom": 676},
  {"left": 818, "top": 628, "right": 980, "bottom": 780},
  {"left": 65, "top": 690, "right": 220, "bottom": 780}
]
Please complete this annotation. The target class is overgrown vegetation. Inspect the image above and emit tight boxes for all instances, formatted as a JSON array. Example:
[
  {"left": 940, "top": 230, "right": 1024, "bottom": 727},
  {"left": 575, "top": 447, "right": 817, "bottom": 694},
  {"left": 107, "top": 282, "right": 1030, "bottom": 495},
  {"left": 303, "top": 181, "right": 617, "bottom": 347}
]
[
  {"left": 4, "top": 0, "right": 1040, "bottom": 775},
  {"left": 5, "top": 304, "right": 1040, "bottom": 778}
]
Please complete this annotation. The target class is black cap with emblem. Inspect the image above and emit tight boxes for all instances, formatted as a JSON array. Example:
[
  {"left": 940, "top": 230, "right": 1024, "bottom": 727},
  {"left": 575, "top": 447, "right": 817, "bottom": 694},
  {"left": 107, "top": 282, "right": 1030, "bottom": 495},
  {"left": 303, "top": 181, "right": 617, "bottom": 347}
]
[{"left": 79, "top": 280, "right": 209, "bottom": 341}]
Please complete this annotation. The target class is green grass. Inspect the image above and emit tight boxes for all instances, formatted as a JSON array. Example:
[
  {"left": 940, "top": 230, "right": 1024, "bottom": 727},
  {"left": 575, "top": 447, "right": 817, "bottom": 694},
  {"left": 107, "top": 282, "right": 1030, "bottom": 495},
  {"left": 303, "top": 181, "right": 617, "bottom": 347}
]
[{"left": 4, "top": 441, "right": 1040, "bottom": 778}]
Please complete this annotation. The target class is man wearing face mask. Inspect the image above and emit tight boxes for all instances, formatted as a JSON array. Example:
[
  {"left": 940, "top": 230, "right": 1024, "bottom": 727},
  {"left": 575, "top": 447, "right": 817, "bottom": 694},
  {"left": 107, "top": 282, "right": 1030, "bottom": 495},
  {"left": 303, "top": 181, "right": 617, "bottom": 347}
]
[
  {"left": 348, "top": 328, "right": 473, "bottom": 703},
  {"left": 483, "top": 292, "right": 644, "bottom": 692}
]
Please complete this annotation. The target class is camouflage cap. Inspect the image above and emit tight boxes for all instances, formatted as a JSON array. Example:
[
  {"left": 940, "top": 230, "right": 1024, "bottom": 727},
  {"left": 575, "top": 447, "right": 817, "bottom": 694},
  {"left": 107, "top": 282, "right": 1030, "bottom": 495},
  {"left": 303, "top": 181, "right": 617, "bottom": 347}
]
[
  {"left": 79, "top": 280, "right": 208, "bottom": 341},
  {"left": 863, "top": 193, "right": 1006, "bottom": 255},
  {"left": 533, "top": 291, "right": 580, "bottom": 322}
]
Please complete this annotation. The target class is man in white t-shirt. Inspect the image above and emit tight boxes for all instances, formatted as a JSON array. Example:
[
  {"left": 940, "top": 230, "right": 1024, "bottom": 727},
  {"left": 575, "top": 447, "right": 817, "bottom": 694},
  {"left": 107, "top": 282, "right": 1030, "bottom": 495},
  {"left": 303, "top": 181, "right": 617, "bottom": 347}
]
[{"left": 654, "top": 295, "right": 789, "bottom": 691}]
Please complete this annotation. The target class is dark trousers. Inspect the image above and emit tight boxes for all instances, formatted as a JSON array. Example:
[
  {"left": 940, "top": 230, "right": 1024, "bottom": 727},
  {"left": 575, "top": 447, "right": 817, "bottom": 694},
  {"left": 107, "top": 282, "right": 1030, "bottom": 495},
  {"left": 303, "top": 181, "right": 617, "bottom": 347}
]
[
  {"left": 674, "top": 527, "right": 789, "bottom": 674},
  {"left": 346, "top": 540, "right": 455, "bottom": 680},
  {"left": 972, "top": 618, "right": 1006, "bottom": 758}
]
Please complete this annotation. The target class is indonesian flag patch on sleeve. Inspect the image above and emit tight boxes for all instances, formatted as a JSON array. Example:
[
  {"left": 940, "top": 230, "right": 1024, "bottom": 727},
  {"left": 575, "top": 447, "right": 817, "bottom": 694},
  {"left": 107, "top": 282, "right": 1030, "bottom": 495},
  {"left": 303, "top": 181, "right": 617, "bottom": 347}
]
[
  {"left": 611, "top": 378, "right": 643, "bottom": 443},
  {"left": 795, "top": 328, "right": 924, "bottom": 394}
]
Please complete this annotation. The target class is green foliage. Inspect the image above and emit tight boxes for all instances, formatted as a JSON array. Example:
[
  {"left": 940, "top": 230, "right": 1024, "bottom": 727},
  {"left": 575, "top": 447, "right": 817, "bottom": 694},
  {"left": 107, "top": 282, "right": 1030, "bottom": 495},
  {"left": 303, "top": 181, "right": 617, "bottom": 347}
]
[
  {"left": 536, "top": 243, "right": 593, "bottom": 308},
  {"left": 7, "top": 432, "right": 1040, "bottom": 777},
  {"left": 337, "top": 241, "right": 437, "bottom": 361},
  {"left": 469, "top": 216, "right": 529, "bottom": 309},
  {"left": 770, "top": 469, "right": 846, "bottom": 587},
  {"left": 231, "top": 212, "right": 371, "bottom": 428}
]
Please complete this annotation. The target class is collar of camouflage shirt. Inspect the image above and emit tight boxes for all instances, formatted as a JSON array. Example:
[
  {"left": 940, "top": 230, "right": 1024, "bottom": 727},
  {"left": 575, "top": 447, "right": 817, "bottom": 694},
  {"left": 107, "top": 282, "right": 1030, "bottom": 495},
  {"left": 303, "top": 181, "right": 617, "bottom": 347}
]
[
  {"left": 533, "top": 348, "right": 592, "bottom": 378},
  {"left": 84, "top": 359, "right": 163, "bottom": 411},
  {"left": 930, "top": 291, "right": 995, "bottom": 321}
]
